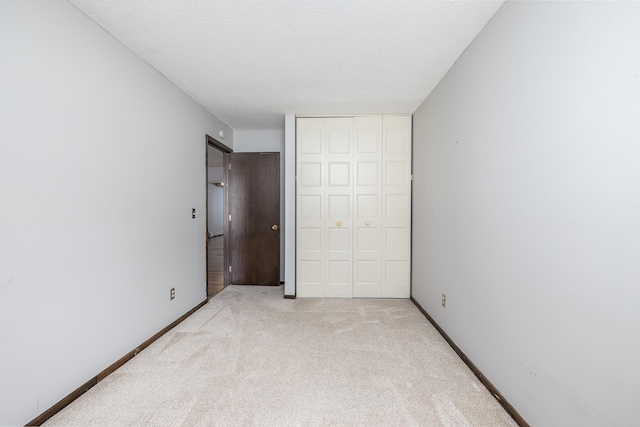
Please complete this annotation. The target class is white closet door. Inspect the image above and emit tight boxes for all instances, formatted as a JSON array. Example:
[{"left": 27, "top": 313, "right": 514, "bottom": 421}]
[
  {"left": 297, "top": 115, "right": 411, "bottom": 299},
  {"left": 382, "top": 115, "right": 412, "bottom": 298},
  {"left": 296, "top": 118, "right": 326, "bottom": 297},
  {"left": 324, "top": 118, "right": 354, "bottom": 297},
  {"left": 353, "top": 116, "right": 383, "bottom": 298}
]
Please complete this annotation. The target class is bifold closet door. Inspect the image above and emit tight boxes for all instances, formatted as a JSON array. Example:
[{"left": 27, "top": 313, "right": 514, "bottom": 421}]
[
  {"left": 296, "top": 118, "right": 355, "bottom": 298},
  {"left": 297, "top": 115, "right": 411, "bottom": 298}
]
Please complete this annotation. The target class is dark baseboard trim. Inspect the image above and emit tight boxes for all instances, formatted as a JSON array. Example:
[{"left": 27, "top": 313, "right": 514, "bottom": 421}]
[
  {"left": 410, "top": 297, "right": 529, "bottom": 427},
  {"left": 27, "top": 299, "right": 208, "bottom": 426},
  {"left": 284, "top": 294, "right": 296, "bottom": 299},
  {"left": 230, "top": 283, "right": 280, "bottom": 287}
]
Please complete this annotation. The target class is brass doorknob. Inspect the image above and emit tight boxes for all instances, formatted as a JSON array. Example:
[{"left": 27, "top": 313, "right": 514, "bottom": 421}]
[
  {"left": 336, "top": 221, "right": 342, "bottom": 227},
  {"left": 365, "top": 221, "right": 370, "bottom": 226},
  {"left": 272, "top": 224, "right": 279, "bottom": 230}
]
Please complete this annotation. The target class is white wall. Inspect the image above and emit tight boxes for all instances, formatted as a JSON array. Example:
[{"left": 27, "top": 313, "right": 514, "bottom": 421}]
[
  {"left": 284, "top": 114, "right": 296, "bottom": 296},
  {"left": 0, "top": 1, "right": 232, "bottom": 425},
  {"left": 412, "top": 2, "right": 640, "bottom": 426},
  {"left": 208, "top": 167, "right": 225, "bottom": 236},
  {"left": 233, "top": 130, "right": 285, "bottom": 282}
]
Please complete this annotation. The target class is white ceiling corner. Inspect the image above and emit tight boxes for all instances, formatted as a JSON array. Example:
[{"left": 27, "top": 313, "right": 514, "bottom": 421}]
[{"left": 67, "top": 0, "right": 504, "bottom": 130}]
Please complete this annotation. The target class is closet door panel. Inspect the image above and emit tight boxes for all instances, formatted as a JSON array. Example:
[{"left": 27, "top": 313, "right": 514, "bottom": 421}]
[
  {"left": 353, "top": 116, "right": 383, "bottom": 298},
  {"left": 324, "top": 118, "right": 353, "bottom": 297},
  {"left": 381, "top": 115, "right": 412, "bottom": 298},
  {"left": 297, "top": 118, "right": 326, "bottom": 297}
]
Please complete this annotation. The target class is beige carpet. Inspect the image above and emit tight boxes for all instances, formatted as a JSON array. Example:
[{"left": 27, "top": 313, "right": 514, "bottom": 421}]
[{"left": 44, "top": 286, "right": 516, "bottom": 426}]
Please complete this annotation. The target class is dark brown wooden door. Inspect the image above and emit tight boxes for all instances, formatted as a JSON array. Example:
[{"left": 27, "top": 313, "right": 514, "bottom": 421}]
[{"left": 226, "top": 152, "right": 280, "bottom": 285}]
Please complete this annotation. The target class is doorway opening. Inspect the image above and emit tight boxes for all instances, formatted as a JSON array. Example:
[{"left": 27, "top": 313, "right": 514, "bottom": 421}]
[{"left": 206, "top": 135, "right": 232, "bottom": 299}]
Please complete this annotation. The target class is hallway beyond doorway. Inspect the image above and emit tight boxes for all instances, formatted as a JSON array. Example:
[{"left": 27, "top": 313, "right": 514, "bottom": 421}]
[{"left": 207, "top": 235, "right": 225, "bottom": 298}]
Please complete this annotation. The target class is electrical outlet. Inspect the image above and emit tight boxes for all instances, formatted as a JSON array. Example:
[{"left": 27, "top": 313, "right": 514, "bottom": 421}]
[
  {"left": 170, "top": 288, "right": 175, "bottom": 300},
  {"left": 441, "top": 293, "right": 446, "bottom": 307}
]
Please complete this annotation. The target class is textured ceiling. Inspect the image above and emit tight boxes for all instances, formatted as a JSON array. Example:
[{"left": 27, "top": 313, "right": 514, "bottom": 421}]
[{"left": 68, "top": 0, "right": 504, "bottom": 130}]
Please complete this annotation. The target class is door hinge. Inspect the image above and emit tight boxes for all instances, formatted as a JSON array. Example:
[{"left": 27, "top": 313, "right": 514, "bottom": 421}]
[
  {"left": 228, "top": 163, "right": 231, "bottom": 170},
  {"left": 228, "top": 214, "right": 232, "bottom": 221},
  {"left": 228, "top": 265, "right": 232, "bottom": 272},
  {"left": 410, "top": 174, "right": 414, "bottom": 181}
]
